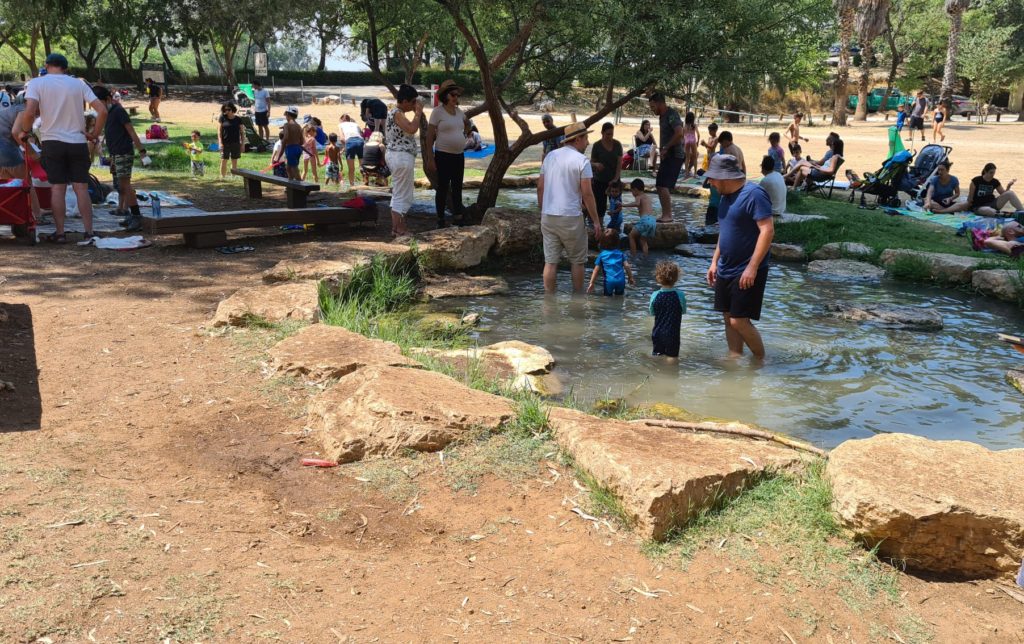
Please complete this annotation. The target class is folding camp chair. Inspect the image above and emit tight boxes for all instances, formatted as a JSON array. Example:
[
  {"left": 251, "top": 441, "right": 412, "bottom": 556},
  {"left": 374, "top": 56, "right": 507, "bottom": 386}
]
[
  {"left": 237, "top": 115, "right": 271, "bottom": 153},
  {"left": 809, "top": 157, "right": 845, "bottom": 200}
]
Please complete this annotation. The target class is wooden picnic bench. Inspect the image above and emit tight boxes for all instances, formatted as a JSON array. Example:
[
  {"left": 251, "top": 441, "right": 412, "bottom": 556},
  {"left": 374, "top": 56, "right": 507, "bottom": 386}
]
[
  {"left": 232, "top": 168, "right": 319, "bottom": 208},
  {"left": 141, "top": 206, "right": 377, "bottom": 248}
]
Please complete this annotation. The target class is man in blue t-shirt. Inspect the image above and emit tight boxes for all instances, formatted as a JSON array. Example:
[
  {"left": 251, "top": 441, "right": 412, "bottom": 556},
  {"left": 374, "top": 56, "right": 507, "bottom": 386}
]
[{"left": 705, "top": 154, "right": 774, "bottom": 359}]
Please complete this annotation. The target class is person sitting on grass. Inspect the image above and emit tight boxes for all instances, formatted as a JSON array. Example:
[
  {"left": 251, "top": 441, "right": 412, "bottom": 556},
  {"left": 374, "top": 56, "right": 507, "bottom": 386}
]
[
  {"left": 923, "top": 161, "right": 969, "bottom": 213},
  {"left": 588, "top": 228, "right": 635, "bottom": 296},
  {"left": 982, "top": 221, "right": 1024, "bottom": 258},
  {"left": 968, "top": 163, "right": 1023, "bottom": 217},
  {"left": 184, "top": 130, "right": 205, "bottom": 177}
]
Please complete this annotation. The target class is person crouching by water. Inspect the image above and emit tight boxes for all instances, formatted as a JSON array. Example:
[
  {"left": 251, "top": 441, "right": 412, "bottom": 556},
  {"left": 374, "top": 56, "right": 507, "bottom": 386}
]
[
  {"left": 649, "top": 261, "right": 687, "bottom": 359},
  {"left": 705, "top": 155, "right": 774, "bottom": 360},
  {"left": 536, "top": 121, "right": 604, "bottom": 293}
]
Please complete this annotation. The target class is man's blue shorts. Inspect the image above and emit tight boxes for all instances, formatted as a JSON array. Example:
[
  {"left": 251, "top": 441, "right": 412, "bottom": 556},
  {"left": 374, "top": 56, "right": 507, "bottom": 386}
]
[{"left": 285, "top": 144, "right": 303, "bottom": 168}]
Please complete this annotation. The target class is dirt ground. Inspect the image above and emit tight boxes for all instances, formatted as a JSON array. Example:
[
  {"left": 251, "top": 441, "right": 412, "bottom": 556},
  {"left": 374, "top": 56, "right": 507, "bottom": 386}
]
[
  {"left": 146, "top": 90, "right": 1024, "bottom": 183},
  {"left": 2, "top": 95, "right": 1024, "bottom": 642}
]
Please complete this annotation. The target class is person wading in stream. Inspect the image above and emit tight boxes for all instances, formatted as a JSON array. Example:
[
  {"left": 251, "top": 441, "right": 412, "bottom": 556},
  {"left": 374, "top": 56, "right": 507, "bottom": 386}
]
[{"left": 705, "top": 154, "right": 774, "bottom": 359}]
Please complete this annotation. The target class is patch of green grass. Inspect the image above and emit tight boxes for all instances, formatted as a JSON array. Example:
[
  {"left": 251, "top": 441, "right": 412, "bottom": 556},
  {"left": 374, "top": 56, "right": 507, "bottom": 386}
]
[
  {"left": 886, "top": 253, "right": 934, "bottom": 282},
  {"left": 442, "top": 430, "right": 552, "bottom": 493},
  {"left": 573, "top": 466, "right": 634, "bottom": 528},
  {"left": 228, "top": 317, "right": 307, "bottom": 355}
]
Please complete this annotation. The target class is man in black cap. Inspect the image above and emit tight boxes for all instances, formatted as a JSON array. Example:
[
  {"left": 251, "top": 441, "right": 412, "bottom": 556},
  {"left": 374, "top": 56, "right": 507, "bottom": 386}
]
[
  {"left": 17, "top": 53, "right": 107, "bottom": 243},
  {"left": 704, "top": 154, "right": 774, "bottom": 359}
]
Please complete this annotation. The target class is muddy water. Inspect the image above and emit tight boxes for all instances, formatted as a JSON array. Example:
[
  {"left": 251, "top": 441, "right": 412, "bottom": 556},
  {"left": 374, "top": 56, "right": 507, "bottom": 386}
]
[{"left": 441, "top": 255, "right": 1024, "bottom": 450}]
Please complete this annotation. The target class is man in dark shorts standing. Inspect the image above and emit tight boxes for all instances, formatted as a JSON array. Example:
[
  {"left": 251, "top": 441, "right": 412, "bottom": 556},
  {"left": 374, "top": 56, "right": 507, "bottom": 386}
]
[
  {"left": 94, "top": 86, "right": 149, "bottom": 231},
  {"left": 145, "top": 78, "right": 162, "bottom": 122},
  {"left": 705, "top": 154, "right": 774, "bottom": 359},
  {"left": 17, "top": 53, "right": 107, "bottom": 243},
  {"left": 252, "top": 80, "right": 271, "bottom": 141},
  {"left": 909, "top": 91, "right": 927, "bottom": 143},
  {"left": 648, "top": 92, "right": 684, "bottom": 222}
]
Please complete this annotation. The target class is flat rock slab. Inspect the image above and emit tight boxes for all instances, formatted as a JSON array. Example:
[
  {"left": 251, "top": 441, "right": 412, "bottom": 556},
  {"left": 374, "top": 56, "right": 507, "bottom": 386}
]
[
  {"left": 811, "top": 242, "right": 874, "bottom": 260},
  {"left": 481, "top": 207, "right": 542, "bottom": 256},
  {"left": 549, "top": 408, "right": 807, "bottom": 540},
  {"left": 622, "top": 221, "right": 689, "bottom": 249},
  {"left": 308, "top": 366, "right": 513, "bottom": 463},
  {"left": 262, "top": 241, "right": 414, "bottom": 285},
  {"left": 268, "top": 324, "right": 419, "bottom": 382},
  {"left": 414, "top": 225, "right": 497, "bottom": 271},
  {"left": 808, "top": 259, "right": 885, "bottom": 280},
  {"left": 674, "top": 243, "right": 716, "bottom": 259},
  {"left": 827, "top": 433, "right": 1024, "bottom": 578},
  {"left": 1006, "top": 369, "right": 1024, "bottom": 395},
  {"left": 422, "top": 273, "right": 510, "bottom": 299},
  {"left": 211, "top": 282, "right": 319, "bottom": 327},
  {"left": 878, "top": 249, "right": 982, "bottom": 284},
  {"left": 825, "top": 302, "right": 942, "bottom": 330},
  {"left": 415, "top": 340, "right": 560, "bottom": 395},
  {"left": 688, "top": 225, "right": 719, "bottom": 244},
  {"left": 972, "top": 269, "right": 1023, "bottom": 302},
  {"left": 770, "top": 243, "right": 807, "bottom": 262}
]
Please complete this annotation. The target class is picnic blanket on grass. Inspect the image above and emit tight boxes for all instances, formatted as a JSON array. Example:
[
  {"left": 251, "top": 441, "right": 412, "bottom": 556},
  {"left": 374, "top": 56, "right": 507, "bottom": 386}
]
[
  {"left": 464, "top": 144, "right": 495, "bottom": 159},
  {"left": 883, "top": 206, "right": 1015, "bottom": 234}
]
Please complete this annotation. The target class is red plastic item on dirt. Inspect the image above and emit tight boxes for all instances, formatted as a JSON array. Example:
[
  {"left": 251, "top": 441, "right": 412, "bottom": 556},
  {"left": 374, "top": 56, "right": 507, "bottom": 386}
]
[
  {"left": 341, "top": 196, "right": 367, "bottom": 209},
  {"left": 301, "top": 458, "right": 338, "bottom": 468}
]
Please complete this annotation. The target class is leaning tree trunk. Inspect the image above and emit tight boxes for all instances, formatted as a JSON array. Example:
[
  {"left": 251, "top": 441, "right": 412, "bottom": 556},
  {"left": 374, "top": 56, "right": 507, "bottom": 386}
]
[
  {"left": 191, "top": 39, "right": 206, "bottom": 77},
  {"left": 854, "top": 41, "right": 874, "bottom": 121},
  {"left": 939, "top": 1, "right": 968, "bottom": 106},
  {"left": 1017, "top": 86, "right": 1024, "bottom": 121},
  {"left": 832, "top": 2, "right": 857, "bottom": 126}
]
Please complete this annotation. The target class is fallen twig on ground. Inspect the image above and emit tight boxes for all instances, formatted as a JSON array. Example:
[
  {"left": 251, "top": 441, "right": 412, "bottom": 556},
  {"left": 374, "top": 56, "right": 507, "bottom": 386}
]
[{"left": 639, "top": 419, "right": 827, "bottom": 457}]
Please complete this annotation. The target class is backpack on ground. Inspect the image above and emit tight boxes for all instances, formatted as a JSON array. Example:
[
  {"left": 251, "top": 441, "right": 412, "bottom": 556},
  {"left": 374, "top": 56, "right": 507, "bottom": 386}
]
[{"left": 88, "top": 174, "right": 112, "bottom": 204}]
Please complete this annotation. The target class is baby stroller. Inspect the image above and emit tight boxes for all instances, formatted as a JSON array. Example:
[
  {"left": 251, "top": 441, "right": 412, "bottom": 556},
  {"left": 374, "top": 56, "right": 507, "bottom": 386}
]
[
  {"left": 898, "top": 144, "right": 952, "bottom": 203},
  {"left": 848, "top": 149, "right": 914, "bottom": 208},
  {"left": 237, "top": 115, "right": 270, "bottom": 152},
  {"left": 360, "top": 134, "right": 390, "bottom": 186}
]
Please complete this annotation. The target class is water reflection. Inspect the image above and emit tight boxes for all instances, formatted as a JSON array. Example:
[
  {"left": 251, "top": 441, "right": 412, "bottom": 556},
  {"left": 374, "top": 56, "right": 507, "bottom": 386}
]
[{"left": 443, "top": 253, "right": 1024, "bottom": 449}]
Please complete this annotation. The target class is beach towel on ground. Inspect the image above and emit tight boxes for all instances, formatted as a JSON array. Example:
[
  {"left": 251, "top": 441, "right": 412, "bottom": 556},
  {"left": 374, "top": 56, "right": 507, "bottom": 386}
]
[
  {"left": 93, "top": 235, "right": 152, "bottom": 250},
  {"left": 464, "top": 144, "right": 495, "bottom": 159}
]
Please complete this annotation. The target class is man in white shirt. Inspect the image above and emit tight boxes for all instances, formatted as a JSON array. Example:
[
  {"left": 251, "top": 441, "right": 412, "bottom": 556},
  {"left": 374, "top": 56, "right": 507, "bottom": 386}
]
[
  {"left": 17, "top": 53, "right": 107, "bottom": 243},
  {"left": 758, "top": 155, "right": 787, "bottom": 217},
  {"left": 252, "top": 80, "right": 271, "bottom": 141},
  {"left": 536, "top": 122, "right": 603, "bottom": 293}
]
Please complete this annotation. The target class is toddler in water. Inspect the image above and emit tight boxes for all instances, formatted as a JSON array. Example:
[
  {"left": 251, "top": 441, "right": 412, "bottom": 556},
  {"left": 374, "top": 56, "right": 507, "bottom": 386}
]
[
  {"left": 588, "top": 229, "right": 635, "bottom": 296},
  {"left": 605, "top": 180, "right": 624, "bottom": 232},
  {"left": 324, "top": 133, "right": 342, "bottom": 190},
  {"left": 624, "top": 178, "right": 656, "bottom": 258},
  {"left": 649, "top": 261, "right": 687, "bottom": 358}
]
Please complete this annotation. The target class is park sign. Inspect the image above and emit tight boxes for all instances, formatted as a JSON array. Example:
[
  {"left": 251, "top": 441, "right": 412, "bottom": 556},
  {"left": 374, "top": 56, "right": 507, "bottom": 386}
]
[
  {"left": 140, "top": 62, "right": 165, "bottom": 86},
  {"left": 255, "top": 53, "right": 268, "bottom": 78}
]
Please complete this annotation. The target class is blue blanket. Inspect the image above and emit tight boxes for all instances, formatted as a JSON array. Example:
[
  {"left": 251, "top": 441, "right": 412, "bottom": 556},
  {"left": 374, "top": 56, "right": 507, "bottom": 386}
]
[{"left": 465, "top": 144, "right": 495, "bottom": 159}]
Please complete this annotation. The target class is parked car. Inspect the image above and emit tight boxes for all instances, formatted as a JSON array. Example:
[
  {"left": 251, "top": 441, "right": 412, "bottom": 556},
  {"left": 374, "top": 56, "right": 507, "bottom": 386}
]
[
  {"left": 949, "top": 95, "right": 978, "bottom": 118},
  {"left": 847, "top": 88, "right": 906, "bottom": 112},
  {"left": 825, "top": 42, "right": 862, "bottom": 66}
]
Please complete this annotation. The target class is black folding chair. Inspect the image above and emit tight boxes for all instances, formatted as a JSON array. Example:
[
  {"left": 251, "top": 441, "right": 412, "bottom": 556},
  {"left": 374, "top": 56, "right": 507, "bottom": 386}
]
[{"left": 809, "top": 157, "right": 845, "bottom": 200}]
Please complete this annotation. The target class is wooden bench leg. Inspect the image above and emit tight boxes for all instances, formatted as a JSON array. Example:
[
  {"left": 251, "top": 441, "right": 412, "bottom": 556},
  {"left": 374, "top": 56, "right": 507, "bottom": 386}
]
[
  {"left": 243, "top": 178, "right": 263, "bottom": 199},
  {"left": 287, "top": 189, "right": 307, "bottom": 209},
  {"left": 184, "top": 231, "right": 228, "bottom": 248}
]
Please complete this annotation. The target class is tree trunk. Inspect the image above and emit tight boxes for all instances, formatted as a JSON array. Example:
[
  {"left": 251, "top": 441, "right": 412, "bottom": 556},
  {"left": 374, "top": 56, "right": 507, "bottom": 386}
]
[
  {"left": 192, "top": 39, "right": 206, "bottom": 77},
  {"left": 881, "top": 30, "right": 901, "bottom": 117},
  {"left": 317, "top": 33, "right": 328, "bottom": 72},
  {"left": 158, "top": 36, "right": 176, "bottom": 75},
  {"left": 939, "top": 9, "right": 963, "bottom": 105},
  {"left": 832, "top": 7, "right": 855, "bottom": 126},
  {"left": 854, "top": 40, "right": 873, "bottom": 121},
  {"left": 1017, "top": 86, "right": 1024, "bottom": 121}
]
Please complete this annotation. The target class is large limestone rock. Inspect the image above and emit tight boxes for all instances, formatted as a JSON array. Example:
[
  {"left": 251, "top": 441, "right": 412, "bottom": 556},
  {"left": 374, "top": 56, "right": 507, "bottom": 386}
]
[
  {"left": 688, "top": 225, "right": 719, "bottom": 244},
  {"left": 770, "top": 243, "right": 807, "bottom": 262},
  {"left": 415, "top": 340, "right": 560, "bottom": 394},
  {"left": 827, "top": 433, "right": 1024, "bottom": 578},
  {"left": 550, "top": 408, "right": 808, "bottom": 540},
  {"left": 308, "top": 366, "right": 513, "bottom": 463},
  {"left": 211, "top": 282, "right": 319, "bottom": 327},
  {"left": 808, "top": 259, "right": 886, "bottom": 280},
  {"left": 481, "top": 207, "right": 542, "bottom": 256},
  {"left": 268, "top": 324, "right": 419, "bottom": 382},
  {"left": 262, "top": 241, "right": 414, "bottom": 287},
  {"left": 811, "top": 241, "right": 874, "bottom": 260},
  {"left": 825, "top": 303, "right": 942, "bottom": 330},
  {"left": 416, "top": 225, "right": 497, "bottom": 270},
  {"left": 422, "top": 273, "right": 510, "bottom": 299},
  {"left": 878, "top": 249, "right": 982, "bottom": 284},
  {"left": 623, "top": 221, "right": 689, "bottom": 249},
  {"left": 972, "top": 269, "right": 1023, "bottom": 302},
  {"left": 674, "top": 243, "right": 716, "bottom": 259}
]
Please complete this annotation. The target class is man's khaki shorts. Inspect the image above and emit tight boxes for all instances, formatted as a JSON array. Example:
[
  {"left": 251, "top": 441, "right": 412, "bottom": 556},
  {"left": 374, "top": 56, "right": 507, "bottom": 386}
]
[{"left": 541, "top": 214, "right": 588, "bottom": 265}]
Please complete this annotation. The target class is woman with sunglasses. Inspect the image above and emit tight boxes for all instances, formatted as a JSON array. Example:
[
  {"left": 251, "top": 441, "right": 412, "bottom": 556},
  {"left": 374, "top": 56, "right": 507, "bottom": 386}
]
[
  {"left": 218, "top": 102, "right": 244, "bottom": 178},
  {"left": 384, "top": 84, "right": 423, "bottom": 236},
  {"left": 425, "top": 79, "right": 471, "bottom": 228}
]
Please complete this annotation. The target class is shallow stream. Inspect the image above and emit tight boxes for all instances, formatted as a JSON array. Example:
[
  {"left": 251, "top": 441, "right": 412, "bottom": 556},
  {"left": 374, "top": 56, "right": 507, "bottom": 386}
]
[{"left": 439, "top": 255, "right": 1024, "bottom": 450}]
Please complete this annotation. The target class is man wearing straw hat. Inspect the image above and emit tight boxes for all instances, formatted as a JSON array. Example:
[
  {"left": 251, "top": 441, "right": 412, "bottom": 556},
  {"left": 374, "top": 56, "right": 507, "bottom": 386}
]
[{"left": 536, "top": 121, "right": 603, "bottom": 294}]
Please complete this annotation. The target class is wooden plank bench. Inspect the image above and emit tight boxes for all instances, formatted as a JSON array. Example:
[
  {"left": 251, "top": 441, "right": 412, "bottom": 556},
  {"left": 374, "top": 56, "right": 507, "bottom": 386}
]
[
  {"left": 141, "top": 206, "right": 377, "bottom": 248},
  {"left": 232, "top": 168, "right": 320, "bottom": 208}
]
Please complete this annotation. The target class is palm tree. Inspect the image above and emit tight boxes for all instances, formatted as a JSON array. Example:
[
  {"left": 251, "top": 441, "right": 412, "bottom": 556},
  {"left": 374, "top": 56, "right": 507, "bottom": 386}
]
[
  {"left": 939, "top": 0, "right": 971, "bottom": 106},
  {"left": 832, "top": 0, "right": 860, "bottom": 126},
  {"left": 853, "top": 0, "right": 891, "bottom": 121}
]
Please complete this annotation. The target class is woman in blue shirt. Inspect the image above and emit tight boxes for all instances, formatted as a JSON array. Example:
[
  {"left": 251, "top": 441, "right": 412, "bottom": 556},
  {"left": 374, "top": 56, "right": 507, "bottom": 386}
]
[{"left": 924, "top": 161, "right": 969, "bottom": 213}]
